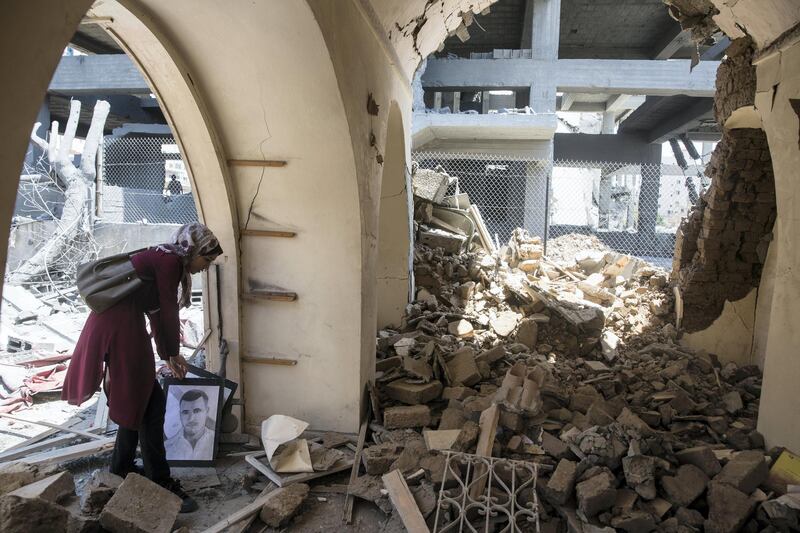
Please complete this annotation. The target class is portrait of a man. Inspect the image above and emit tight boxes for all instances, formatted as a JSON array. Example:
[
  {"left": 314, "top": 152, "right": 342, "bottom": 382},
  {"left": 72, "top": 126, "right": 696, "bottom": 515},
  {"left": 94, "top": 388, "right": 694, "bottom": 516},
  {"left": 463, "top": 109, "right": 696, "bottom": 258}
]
[{"left": 163, "top": 378, "right": 222, "bottom": 465}]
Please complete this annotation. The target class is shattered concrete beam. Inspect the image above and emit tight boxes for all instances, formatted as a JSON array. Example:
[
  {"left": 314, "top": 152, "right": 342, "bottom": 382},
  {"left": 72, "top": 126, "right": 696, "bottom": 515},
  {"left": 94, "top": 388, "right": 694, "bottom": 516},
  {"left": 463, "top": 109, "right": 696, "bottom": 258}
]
[
  {"left": 651, "top": 25, "right": 693, "bottom": 60},
  {"left": 422, "top": 58, "right": 719, "bottom": 97}
]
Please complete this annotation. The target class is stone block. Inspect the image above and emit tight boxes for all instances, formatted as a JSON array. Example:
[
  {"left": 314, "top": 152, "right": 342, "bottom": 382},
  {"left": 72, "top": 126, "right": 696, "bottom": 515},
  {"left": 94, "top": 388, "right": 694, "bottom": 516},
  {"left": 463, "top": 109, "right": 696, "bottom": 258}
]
[
  {"left": 660, "top": 464, "right": 708, "bottom": 507},
  {"left": 258, "top": 483, "right": 309, "bottom": 528},
  {"left": 515, "top": 319, "right": 538, "bottom": 350},
  {"left": 610, "top": 511, "right": 656, "bottom": 533},
  {"left": 418, "top": 229, "right": 465, "bottom": 254},
  {"left": 8, "top": 471, "right": 74, "bottom": 503},
  {"left": 546, "top": 459, "right": 577, "bottom": 505},
  {"left": 622, "top": 455, "right": 656, "bottom": 500},
  {"left": 0, "top": 494, "right": 71, "bottom": 533},
  {"left": 540, "top": 431, "right": 568, "bottom": 459},
  {"left": 99, "top": 473, "right": 181, "bottom": 533},
  {"left": 445, "top": 348, "right": 481, "bottom": 386},
  {"left": 475, "top": 345, "right": 505, "bottom": 364},
  {"left": 438, "top": 407, "right": 466, "bottom": 430},
  {"left": 383, "top": 405, "right": 431, "bottom": 429},
  {"left": 362, "top": 443, "right": 403, "bottom": 475},
  {"left": 675, "top": 446, "right": 722, "bottom": 477},
  {"left": 0, "top": 462, "right": 40, "bottom": 496},
  {"left": 447, "top": 319, "right": 474, "bottom": 338},
  {"left": 714, "top": 450, "right": 768, "bottom": 494},
  {"left": 576, "top": 471, "right": 616, "bottom": 517},
  {"left": 704, "top": 481, "right": 756, "bottom": 533},
  {"left": 384, "top": 379, "right": 442, "bottom": 405},
  {"left": 451, "top": 421, "right": 479, "bottom": 453}
]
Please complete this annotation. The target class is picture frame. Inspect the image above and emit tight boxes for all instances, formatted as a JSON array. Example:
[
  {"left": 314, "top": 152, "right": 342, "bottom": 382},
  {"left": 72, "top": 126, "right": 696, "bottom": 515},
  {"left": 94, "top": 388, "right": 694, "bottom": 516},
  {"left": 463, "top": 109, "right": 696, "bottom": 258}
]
[
  {"left": 162, "top": 377, "right": 223, "bottom": 466},
  {"left": 184, "top": 364, "right": 238, "bottom": 410}
]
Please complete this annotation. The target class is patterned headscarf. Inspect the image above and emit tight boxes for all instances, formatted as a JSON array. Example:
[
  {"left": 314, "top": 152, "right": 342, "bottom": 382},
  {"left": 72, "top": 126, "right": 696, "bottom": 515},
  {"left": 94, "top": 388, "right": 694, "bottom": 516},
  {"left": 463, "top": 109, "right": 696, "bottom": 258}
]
[{"left": 157, "top": 223, "right": 223, "bottom": 308}]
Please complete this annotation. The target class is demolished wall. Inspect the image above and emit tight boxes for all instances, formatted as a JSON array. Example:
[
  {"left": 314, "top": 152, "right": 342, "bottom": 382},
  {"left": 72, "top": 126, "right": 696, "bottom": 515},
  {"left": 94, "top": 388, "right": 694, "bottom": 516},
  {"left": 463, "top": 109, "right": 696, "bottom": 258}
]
[{"left": 672, "top": 40, "right": 776, "bottom": 333}]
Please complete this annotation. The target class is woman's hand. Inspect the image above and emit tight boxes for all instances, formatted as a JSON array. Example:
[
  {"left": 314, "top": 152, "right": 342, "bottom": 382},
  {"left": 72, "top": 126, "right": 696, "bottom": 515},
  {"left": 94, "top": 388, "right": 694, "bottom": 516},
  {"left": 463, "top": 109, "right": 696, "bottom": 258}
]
[{"left": 166, "top": 355, "right": 188, "bottom": 379}]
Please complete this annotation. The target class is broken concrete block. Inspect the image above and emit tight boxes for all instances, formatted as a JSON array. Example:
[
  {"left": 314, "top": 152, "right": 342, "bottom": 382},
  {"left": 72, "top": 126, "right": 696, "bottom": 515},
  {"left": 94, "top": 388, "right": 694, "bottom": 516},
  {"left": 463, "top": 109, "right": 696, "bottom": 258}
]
[
  {"left": 490, "top": 310, "right": 522, "bottom": 337},
  {"left": 676, "top": 507, "right": 705, "bottom": 528},
  {"left": 722, "top": 391, "right": 744, "bottom": 414},
  {"left": 383, "top": 405, "right": 431, "bottom": 429},
  {"left": 419, "top": 452, "right": 447, "bottom": 484},
  {"left": 8, "top": 471, "right": 74, "bottom": 503},
  {"left": 444, "top": 348, "right": 481, "bottom": 386},
  {"left": 704, "top": 481, "right": 756, "bottom": 533},
  {"left": 616, "top": 408, "right": 654, "bottom": 436},
  {"left": 345, "top": 475, "right": 391, "bottom": 514},
  {"left": 475, "top": 345, "right": 506, "bottom": 364},
  {"left": 0, "top": 494, "right": 71, "bottom": 533},
  {"left": 390, "top": 440, "right": 427, "bottom": 474},
  {"left": 447, "top": 319, "right": 474, "bottom": 338},
  {"left": 385, "top": 379, "right": 442, "bottom": 405},
  {"left": 584, "top": 360, "right": 610, "bottom": 373},
  {"left": 541, "top": 431, "right": 569, "bottom": 459},
  {"left": 442, "top": 386, "right": 476, "bottom": 401},
  {"left": 418, "top": 229, "right": 465, "bottom": 254},
  {"left": 81, "top": 485, "right": 115, "bottom": 515},
  {"left": 362, "top": 443, "right": 403, "bottom": 476},
  {"left": 0, "top": 462, "right": 40, "bottom": 496},
  {"left": 515, "top": 318, "right": 538, "bottom": 350},
  {"left": 600, "top": 331, "right": 620, "bottom": 361},
  {"left": 576, "top": 471, "right": 617, "bottom": 517},
  {"left": 452, "top": 420, "right": 479, "bottom": 453},
  {"left": 258, "top": 483, "right": 309, "bottom": 528},
  {"left": 714, "top": 450, "right": 768, "bottom": 493},
  {"left": 401, "top": 355, "right": 432, "bottom": 381},
  {"left": 423, "top": 429, "right": 461, "bottom": 451},
  {"left": 622, "top": 455, "right": 656, "bottom": 500},
  {"left": 438, "top": 407, "right": 466, "bottom": 430},
  {"left": 546, "top": 459, "right": 577, "bottom": 505},
  {"left": 411, "top": 480, "right": 437, "bottom": 518},
  {"left": 99, "top": 473, "right": 181, "bottom": 533},
  {"left": 675, "top": 446, "right": 722, "bottom": 477},
  {"left": 412, "top": 167, "right": 449, "bottom": 203},
  {"left": 660, "top": 464, "right": 709, "bottom": 507}
]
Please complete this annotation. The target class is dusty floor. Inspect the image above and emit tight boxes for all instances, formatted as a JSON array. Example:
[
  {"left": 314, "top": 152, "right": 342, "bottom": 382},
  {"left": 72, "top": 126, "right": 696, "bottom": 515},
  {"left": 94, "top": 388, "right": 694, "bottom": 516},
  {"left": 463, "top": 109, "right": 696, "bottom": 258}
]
[
  {"left": 57, "top": 451, "right": 396, "bottom": 532},
  {"left": 0, "top": 394, "right": 97, "bottom": 452}
]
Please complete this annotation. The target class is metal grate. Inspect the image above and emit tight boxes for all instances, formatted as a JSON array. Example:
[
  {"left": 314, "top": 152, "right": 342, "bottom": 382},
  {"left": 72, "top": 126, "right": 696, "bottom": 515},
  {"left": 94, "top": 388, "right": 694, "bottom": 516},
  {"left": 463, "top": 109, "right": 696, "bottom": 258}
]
[
  {"left": 413, "top": 151, "right": 708, "bottom": 264},
  {"left": 98, "top": 135, "right": 198, "bottom": 225},
  {"left": 433, "top": 451, "right": 542, "bottom": 533}
]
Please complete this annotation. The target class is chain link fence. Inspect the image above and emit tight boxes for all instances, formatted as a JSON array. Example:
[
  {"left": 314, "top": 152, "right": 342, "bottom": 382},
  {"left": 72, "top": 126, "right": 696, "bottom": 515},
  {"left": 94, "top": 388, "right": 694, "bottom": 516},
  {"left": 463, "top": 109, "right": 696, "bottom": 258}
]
[
  {"left": 412, "top": 151, "right": 708, "bottom": 264},
  {"left": 98, "top": 135, "right": 198, "bottom": 225}
]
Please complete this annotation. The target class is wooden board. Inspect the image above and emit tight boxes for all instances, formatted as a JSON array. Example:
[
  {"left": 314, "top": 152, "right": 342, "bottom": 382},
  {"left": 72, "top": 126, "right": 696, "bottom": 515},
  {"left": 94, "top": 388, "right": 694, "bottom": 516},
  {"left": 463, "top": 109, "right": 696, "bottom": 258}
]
[
  {"left": 469, "top": 404, "right": 500, "bottom": 501},
  {"left": 343, "top": 400, "right": 372, "bottom": 524},
  {"left": 223, "top": 482, "right": 276, "bottom": 533},
  {"left": 0, "top": 413, "right": 105, "bottom": 441},
  {"left": 227, "top": 159, "right": 287, "bottom": 167},
  {"left": 382, "top": 469, "right": 430, "bottom": 533},
  {"left": 241, "top": 355, "right": 298, "bottom": 366},
  {"left": 199, "top": 488, "right": 278, "bottom": 533},
  {"left": 244, "top": 451, "right": 353, "bottom": 487},
  {"left": 243, "top": 291, "right": 298, "bottom": 302},
  {"left": 21, "top": 436, "right": 116, "bottom": 466},
  {"left": 241, "top": 229, "right": 296, "bottom": 238}
]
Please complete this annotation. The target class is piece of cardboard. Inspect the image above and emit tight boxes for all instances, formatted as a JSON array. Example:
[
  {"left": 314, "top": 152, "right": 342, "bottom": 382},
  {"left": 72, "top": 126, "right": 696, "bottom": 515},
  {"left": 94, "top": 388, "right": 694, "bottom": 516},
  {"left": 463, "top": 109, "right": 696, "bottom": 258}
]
[{"left": 765, "top": 449, "right": 800, "bottom": 495}]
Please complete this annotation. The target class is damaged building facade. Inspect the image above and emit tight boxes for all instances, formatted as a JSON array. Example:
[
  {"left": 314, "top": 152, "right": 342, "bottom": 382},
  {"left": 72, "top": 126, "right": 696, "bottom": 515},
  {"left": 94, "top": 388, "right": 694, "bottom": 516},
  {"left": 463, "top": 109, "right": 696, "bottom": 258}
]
[{"left": 1, "top": 0, "right": 800, "bottom": 477}]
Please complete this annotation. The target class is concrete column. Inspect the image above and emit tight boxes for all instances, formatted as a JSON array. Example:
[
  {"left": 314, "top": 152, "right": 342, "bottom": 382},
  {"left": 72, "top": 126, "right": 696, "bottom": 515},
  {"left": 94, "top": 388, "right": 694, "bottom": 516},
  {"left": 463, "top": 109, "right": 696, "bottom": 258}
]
[
  {"left": 531, "top": 0, "right": 561, "bottom": 60},
  {"left": 523, "top": 149, "right": 551, "bottom": 240},
  {"left": 602, "top": 111, "right": 616, "bottom": 134}
]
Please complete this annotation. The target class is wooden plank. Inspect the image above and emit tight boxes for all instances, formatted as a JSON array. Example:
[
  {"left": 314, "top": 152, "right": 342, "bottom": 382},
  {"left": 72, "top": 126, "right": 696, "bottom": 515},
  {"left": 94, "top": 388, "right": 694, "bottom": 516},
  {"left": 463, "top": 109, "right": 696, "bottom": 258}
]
[
  {"left": 382, "top": 469, "right": 430, "bottom": 533},
  {"left": 244, "top": 451, "right": 353, "bottom": 487},
  {"left": 93, "top": 390, "right": 109, "bottom": 431},
  {"left": 21, "top": 436, "right": 116, "bottom": 466},
  {"left": 241, "top": 356, "right": 298, "bottom": 366},
  {"left": 0, "top": 413, "right": 105, "bottom": 441},
  {"left": 343, "top": 400, "right": 372, "bottom": 524},
  {"left": 0, "top": 414, "right": 85, "bottom": 454},
  {"left": 241, "top": 229, "right": 297, "bottom": 238},
  {"left": 199, "top": 488, "right": 278, "bottom": 533},
  {"left": 469, "top": 404, "right": 500, "bottom": 501},
  {"left": 223, "top": 482, "right": 276, "bottom": 533},
  {"left": 243, "top": 291, "right": 298, "bottom": 302},
  {"left": 227, "top": 159, "right": 287, "bottom": 167},
  {"left": 0, "top": 431, "right": 100, "bottom": 463}
]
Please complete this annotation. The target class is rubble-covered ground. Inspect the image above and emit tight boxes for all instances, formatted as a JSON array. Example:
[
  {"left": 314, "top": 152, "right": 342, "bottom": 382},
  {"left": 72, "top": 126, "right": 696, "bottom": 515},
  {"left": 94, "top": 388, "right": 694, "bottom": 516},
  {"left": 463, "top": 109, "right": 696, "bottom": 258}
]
[{"left": 358, "top": 192, "right": 797, "bottom": 532}]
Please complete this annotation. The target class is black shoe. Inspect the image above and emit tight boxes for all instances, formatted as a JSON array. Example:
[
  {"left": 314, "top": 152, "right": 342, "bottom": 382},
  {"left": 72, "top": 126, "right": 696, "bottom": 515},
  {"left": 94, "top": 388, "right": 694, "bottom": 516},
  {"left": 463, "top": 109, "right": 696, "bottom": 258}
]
[{"left": 161, "top": 478, "right": 198, "bottom": 513}]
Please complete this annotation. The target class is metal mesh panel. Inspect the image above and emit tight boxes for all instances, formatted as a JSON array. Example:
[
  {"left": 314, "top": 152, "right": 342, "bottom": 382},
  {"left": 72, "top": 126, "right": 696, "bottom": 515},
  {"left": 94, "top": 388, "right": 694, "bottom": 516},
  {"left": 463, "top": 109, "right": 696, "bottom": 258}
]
[
  {"left": 412, "top": 151, "right": 707, "bottom": 265},
  {"left": 98, "top": 135, "right": 198, "bottom": 225}
]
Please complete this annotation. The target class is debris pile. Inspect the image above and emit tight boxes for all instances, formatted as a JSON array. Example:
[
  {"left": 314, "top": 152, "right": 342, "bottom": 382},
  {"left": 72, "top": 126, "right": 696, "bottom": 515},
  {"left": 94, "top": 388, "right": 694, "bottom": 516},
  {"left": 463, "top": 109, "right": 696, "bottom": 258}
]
[{"left": 359, "top": 180, "right": 796, "bottom": 532}]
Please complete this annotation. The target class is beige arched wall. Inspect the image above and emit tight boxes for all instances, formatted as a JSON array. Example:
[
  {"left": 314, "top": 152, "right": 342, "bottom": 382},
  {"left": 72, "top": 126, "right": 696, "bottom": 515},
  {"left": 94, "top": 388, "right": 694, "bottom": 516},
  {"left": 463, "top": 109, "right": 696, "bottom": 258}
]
[
  {"left": 376, "top": 102, "right": 412, "bottom": 329},
  {"left": 99, "top": 1, "right": 365, "bottom": 433}
]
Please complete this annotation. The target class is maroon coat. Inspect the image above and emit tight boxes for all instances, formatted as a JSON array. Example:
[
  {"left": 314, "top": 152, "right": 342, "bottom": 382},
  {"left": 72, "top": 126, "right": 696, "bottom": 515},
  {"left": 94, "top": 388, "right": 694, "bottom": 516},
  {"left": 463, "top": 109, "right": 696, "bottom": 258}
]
[{"left": 62, "top": 249, "right": 183, "bottom": 429}]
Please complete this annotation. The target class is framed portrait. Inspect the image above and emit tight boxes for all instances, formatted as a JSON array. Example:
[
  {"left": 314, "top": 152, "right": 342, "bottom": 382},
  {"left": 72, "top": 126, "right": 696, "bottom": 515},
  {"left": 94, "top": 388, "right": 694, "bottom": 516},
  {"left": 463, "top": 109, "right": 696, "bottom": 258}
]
[
  {"left": 162, "top": 378, "right": 223, "bottom": 466},
  {"left": 184, "top": 364, "right": 238, "bottom": 410}
]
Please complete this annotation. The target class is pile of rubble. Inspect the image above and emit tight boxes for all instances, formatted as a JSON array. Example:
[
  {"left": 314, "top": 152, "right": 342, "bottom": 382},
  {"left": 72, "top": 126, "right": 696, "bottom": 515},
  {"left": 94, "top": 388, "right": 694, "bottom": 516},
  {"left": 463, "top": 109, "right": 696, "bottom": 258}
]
[{"left": 357, "top": 181, "right": 798, "bottom": 532}]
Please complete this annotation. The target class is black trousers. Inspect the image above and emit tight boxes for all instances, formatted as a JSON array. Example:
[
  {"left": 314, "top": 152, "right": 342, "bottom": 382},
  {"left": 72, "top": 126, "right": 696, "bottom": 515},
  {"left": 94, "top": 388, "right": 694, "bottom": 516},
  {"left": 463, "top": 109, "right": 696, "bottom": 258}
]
[{"left": 110, "top": 381, "right": 171, "bottom": 484}]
